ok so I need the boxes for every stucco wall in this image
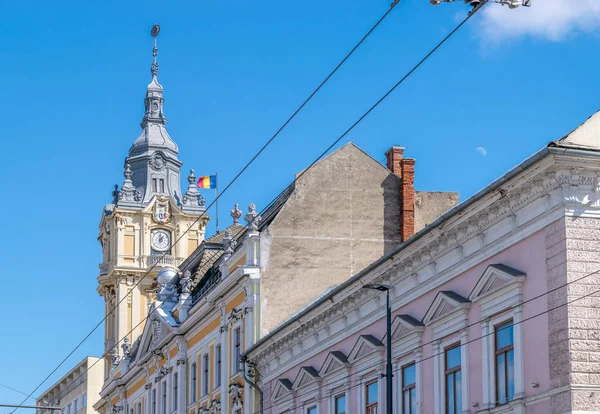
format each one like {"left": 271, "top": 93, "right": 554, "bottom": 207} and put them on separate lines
{"left": 414, "top": 191, "right": 459, "bottom": 232}
{"left": 259, "top": 143, "right": 403, "bottom": 333}
{"left": 261, "top": 230, "right": 552, "bottom": 413}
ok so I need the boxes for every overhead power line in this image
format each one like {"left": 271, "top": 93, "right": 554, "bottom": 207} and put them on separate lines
{"left": 38, "top": 0, "right": 490, "bottom": 409}
{"left": 11, "top": 5, "right": 400, "bottom": 413}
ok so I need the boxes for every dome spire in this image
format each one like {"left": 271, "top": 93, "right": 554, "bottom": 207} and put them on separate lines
{"left": 151, "top": 24, "right": 160, "bottom": 80}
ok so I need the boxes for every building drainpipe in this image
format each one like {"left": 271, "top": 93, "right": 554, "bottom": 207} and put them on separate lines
{"left": 240, "top": 356, "right": 263, "bottom": 414}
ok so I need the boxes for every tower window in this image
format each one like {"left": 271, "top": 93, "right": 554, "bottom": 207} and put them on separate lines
{"left": 152, "top": 178, "right": 158, "bottom": 193}
{"left": 159, "top": 179, "right": 165, "bottom": 193}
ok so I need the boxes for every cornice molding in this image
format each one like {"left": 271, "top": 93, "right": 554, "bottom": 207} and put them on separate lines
{"left": 250, "top": 161, "right": 600, "bottom": 375}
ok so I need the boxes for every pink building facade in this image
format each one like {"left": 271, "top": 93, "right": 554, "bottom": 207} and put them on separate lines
{"left": 244, "top": 111, "right": 600, "bottom": 414}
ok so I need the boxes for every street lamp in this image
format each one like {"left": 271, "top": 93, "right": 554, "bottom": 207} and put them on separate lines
{"left": 363, "top": 284, "right": 392, "bottom": 414}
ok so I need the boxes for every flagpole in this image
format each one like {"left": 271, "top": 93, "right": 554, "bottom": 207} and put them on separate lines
{"left": 215, "top": 171, "right": 219, "bottom": 233}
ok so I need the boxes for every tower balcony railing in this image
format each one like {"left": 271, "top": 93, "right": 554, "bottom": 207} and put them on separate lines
{"left": 145, "top": 255, "right": 184, "bottom": 268}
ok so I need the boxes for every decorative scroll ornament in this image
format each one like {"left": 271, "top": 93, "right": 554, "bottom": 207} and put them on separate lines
{"left": 244, "top": 203, "right": 261, "bottom": 231}
{"left": 111, "top": 405, "right": 123, "bottom": 414}
{"left": 152, "top": 197, "right": 171, "bottom": 223}
{"left": 228, "top": 383, "right": 243, "bottom": 407}
{"left": 226, "top": 306, "right": 252, "bottom": 326}
{"left": 231, "top": 203, "right": 242, "bottom": 225}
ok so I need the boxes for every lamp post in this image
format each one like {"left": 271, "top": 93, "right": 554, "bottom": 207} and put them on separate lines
{"left": 364, "top": 284, "right": 392, "bottom": 414}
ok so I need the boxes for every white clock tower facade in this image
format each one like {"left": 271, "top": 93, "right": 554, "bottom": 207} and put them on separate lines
{"left": 96, "top": 26, "right": 208, "bottom": 379}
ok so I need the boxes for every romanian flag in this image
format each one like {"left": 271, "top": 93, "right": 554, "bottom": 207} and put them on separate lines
{"left": 197, "top": 175, "right": 217, "bottom": 189}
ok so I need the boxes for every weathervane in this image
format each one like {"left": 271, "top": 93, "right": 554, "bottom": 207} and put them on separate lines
{"left": 151, "top": 24, "right": 160, "bottom": 78}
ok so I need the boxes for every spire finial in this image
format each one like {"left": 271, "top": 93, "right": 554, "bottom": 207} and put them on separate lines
{"left": 150, "top": 24, "right": 160, "bottom": 79}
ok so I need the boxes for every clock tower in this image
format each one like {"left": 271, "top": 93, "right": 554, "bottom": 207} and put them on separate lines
{"left": 96, "top": 25, "right": 208, "bottom": 379}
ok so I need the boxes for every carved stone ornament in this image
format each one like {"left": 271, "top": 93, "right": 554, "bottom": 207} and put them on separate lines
{"left": 228, "top": 383, "right": 243, "bottom": 407}
{"left": 183, "top": 169, "right": 206, "bottom": 207}
{"left": 223, "top": 229, "right": 236, "bottom": 259}
{"left": 118, "top": 164, "right": 142, "bottom": 203}
{"left": 231, "top": 203, "right": 242, "bottom": 225}
{"left": 121, "top": 336, "right": 131, "bottom": 357}
{"left": 152, "top": 197, "right": 171, "bottom": 223}
{"left": 110, "top": 347, "right": 121, "bottom": 368}
{"left": 180, "top": 270, "right": 193, "bottom": 294}
{"left": 111, "top": 405, "right": 123, "bottom": 414}
{"left": 244, "top": 203, "right": 261, "bottom": 231}
{"left": 206, "top": 399, "right": 221, "bottom": 414}
{"left": 226, "top": 306, "right": 251, "bottom": 326}
{"left": 155, "top": 366, "right": 173, "bottom": 382}
{"left": 150, "top": 152, "right": 166, "bottom": 171}
{"left": 151, "top": 316, "right": 161, "bottom": 347}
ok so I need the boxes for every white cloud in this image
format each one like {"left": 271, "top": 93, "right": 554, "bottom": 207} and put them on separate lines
{"left": 477, "top": 0, "right": 600, "bottom": 42}
{"left": 476, "top": 147, "right": 487, "bottom": 157}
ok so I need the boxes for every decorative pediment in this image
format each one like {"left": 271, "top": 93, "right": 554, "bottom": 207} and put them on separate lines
{"left": 319, "top": 351, "right": 350, "bottom": 377}
{"left": 292, "top": 366, "right": 320, "bottom": 389}
{"left": 348, "top": 335, "right": 384, "bottom": 363}
{"left": 137, "top": 313, "right": 173, "bottom": 363}
{"left": 271, "top": 379, "right": 293, "bottom": 402}
{"left": 469, "top": 264, "right": 526, "bottom": 303}
{"left": 383, "top": 315, "right": 424, "bottom": 343}
{"left": 422, "top": 291, "right": 470, "bottom": 326}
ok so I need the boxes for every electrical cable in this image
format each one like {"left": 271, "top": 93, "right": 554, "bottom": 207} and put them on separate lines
{"left": 10, "top": 4, "right": 399, "bottom": 412}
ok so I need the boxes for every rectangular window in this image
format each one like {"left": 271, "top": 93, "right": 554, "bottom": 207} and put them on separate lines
{"left": 445, "top": 345, "right": 462, "bottom": 414}
{"left": 203, "top": 354, "right": 210, "bottom": 396}
{"left": 216, "top": 345, "right": 222, "bottom": 387}
{"left": 335, "top": 394, "right": 346, "bottom": 414}
{"left": 402, "top": 363, "right": 416, "bottom": 414}
{"left": 366, "top": 380, "right": 378, "bottom": 414}
{"left": 307, "top": 407, "right": 317, "bottom": 414}
{"left": 137, "top": 402, "right": 141, "bottom": 414}
{"left": 162, "top": 381, "right": 167, "bottom": 414}
{"left": 152, "top": 389, "right": 156, "bottom": 414}
{"left": 68, "top": 404, "right": 71, "bottom": 414}
{"left": 159, "top": 179, "right": 165, "bottom": 193}
{"left": 130, "top": 408, "right": 133, "bottom": 414}
{"left": 495, "top": 321, "right": 515, "bottom": 405}
{"left": 83, "top": 395, "right": 86, "bottom": 408}
{"left": 152, "top": 178, "right": 158, "bottom": 193}
{"left": 173, "top": 372, "right": 178, "bottom": 411}
{"left": 234, "top": 328, "right": 242, "bottom": 373}
{"left": 191, "top": 363, "right": 197, "bottom": 403}
{"left": 74, "top": 401, "right": 78, "bottom": 413}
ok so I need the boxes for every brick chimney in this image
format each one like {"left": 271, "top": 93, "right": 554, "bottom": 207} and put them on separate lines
{"left": 385, "top": 146, "right": 415, "bottom": 242}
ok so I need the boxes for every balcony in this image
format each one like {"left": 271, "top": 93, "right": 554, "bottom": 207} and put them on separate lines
{"left": 145, "top": 255, "right": 184, "bottom": 268}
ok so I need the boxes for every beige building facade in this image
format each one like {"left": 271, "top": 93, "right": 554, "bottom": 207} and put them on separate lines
{"left": 37, "top": 357, "right": 103, "bottom": 414}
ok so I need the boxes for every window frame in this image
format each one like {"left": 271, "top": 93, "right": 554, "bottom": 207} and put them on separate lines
{"left": 365, "top": 379, "right": 378, "bottom": 414}
{"left": 202, "top": 353, "right": 210, "bottom": 397}
{"left": 444, "top": 343, "right": 462, "bottom": 414}
{"left": 233, "top": 326, "right": 242, "bottom": 374}
{"left": 161, "top": 381, "right": 167, "bottom": 414}
{"left": 190, "top": 362, "right": 197, "bottom": 403}
{"left": 152, "top": 389, "right": 157, "bottom": 414}
{"left": 401, "top": 362, "right": 416, "bottom": 414}
{"left": 215, "top": 344, "right": 222, "bottom": 388}
{"left": 173, "top": 372, "right": 178, "bottom": 411}
{"left": 334, "top": 394, "right": 346, "bottom": 414}
{"left": 494, "top": 320, "right": 515, "bottom": 406}
{"left": 74, "top": 400, "right": 78, "bottom": 413}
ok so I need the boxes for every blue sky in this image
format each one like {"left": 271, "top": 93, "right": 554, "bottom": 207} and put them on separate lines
{"left": 1, "top": 0, "right": 599, "bottom": 409}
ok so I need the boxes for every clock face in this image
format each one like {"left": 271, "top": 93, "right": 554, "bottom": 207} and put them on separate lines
{"left": 152, "top": 230, "right": 171, "bottom": 251}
